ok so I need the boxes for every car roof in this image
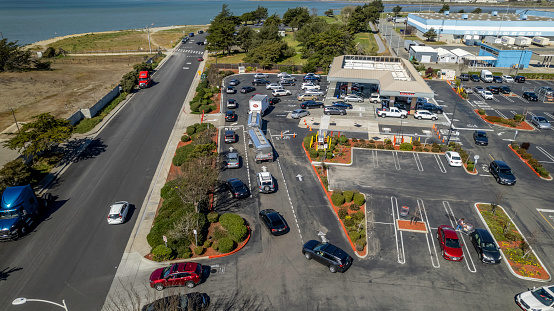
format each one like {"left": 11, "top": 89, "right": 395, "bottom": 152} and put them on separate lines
{"left": 474, "top": 229, "right": 495, "bottom": 242}
{"left": 258, "top": 171, "right": 272, "bottom": 180}
{"left": 109, "top": 202, "right": 127, "bottom": 214}
{"left": 492, "top": 160, "right": 510, "bottom": 168}
{"left": 175, "top": 262, "right": 199, "bottom": 273}
{"left": 534, "top": 116, "right": 547, "bottom": 121}
{"left": 440, "top": 225, "right": 458, "bottom": 238}
{"left": 322, "top": 243, "right": 350, "bottom": 260}
{"left": 225, "top": 130, "right": 234, "bottom": 135}
{"left": 448, "top": 151, "right": 460, "bottom": 156}
{"left": 228, "top": 152, "right": 238, "bottom": 157}
{"left": 475, "top": 130, "right": 486, "bottom": 135}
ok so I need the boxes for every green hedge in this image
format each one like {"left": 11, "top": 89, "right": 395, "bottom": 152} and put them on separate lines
{"left": 218, "top": 237, "right": 236, "bottom": 253}
{"left": 207, "top": 212, "right": 219, "bottom": 223}
{"left": 331, "top": 192, "right": 345, "bottom": 206}
{"left": 219, "top": 213, "right": 248, "bottom": 242}
{"left": 160, "top": 179, "right": 179, "bottom": 200}
{"left": 343, "top": 190, "right": 354, "bottom": 203}
{"left": 152, "top": 245, "right": 175, "bottom": 262}
{"left": 353, "top": 192, "right": 365, "bottom": 206}
{"left": 173, "top": 144, "right": 196, "bottom": 166}
{"left": 400, "top": 143, "right": 413, "bottom": 151}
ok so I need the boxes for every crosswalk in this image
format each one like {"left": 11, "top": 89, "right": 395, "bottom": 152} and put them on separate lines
{"left": 175, "top": 48, "right": 204, "bottom": 55}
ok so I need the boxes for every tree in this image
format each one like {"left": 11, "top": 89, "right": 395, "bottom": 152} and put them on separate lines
{"left": 324, "top": 9, "right": 334, "bottom": 17}
{"left": 235, "top": 25, "right": 255, "bottom": 52}
{"left": 0, "top": 158, "right": 32, "bottom": 192}
{"left": 438, "top": 4, "right": 450, "bottom": 13}
{"left": 458, "top": 9, "right": 466, "bottom": 13}
{"left": 423, "top": 28, "right": 437, "bottom": 41}
{"left": 392, "top": 5, "right": 402, "bottom": 16}
{"left": 3, "top": 113, "right": 72, "bottom": 159}
{"left": 282, "top": 7, "right": 311, "bottom": 30}
{"left": 174, "top": 152, "right": 218, "bottom": 213}
{"left": 253, "top": 5, "right": 268, "bottom": 23}
{"left": 472, "top": 8, "right": 482, "bottom": 14}
{"left": 0, "top": 38, "right": 32, "bottom": 72}
{"left": 264, "top": 13, "right": 282, "bottom": 27}
{"left": 206, "top": 5, "right": 241, "bottom": 55}
{"left": 240, "top": 12, "right": 254, "bottom": 25}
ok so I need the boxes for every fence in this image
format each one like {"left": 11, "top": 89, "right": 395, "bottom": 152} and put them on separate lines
{"left": 211, "top": 63, "right": 323, "bottom": 73}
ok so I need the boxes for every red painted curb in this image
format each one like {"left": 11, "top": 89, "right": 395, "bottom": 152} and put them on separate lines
{"left": 508, "top": 145, "right": 552, "bottom": 180}
{"left": 208, "top": 226, "right": 251, "bottom": 259}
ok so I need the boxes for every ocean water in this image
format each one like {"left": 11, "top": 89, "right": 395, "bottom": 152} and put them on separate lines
{"left": 0, "top": 0, "right": 529, "bottom": 45}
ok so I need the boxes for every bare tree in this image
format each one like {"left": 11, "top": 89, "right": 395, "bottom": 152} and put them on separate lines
{"left": 167, "top": 209, "right": 199, "bottom": 243}
{"left": 491, "top": 191, "right": 503, "bottom": 215}
{"left": 174, "top": 153, "right": 218, "bottom": 212}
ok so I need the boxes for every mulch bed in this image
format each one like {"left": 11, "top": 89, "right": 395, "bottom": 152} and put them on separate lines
{"left": 397, "top": 220, "right": 428, "bottom": 232}
{"left": 474, "top": 109, "right": 534, "bottom": 130}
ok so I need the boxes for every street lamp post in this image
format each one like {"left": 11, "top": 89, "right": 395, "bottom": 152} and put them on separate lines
{"left": 12, "top": 298, "right": 68, "bottom": 311}
{"left": 8, "top": 108, "right": 21, "bottom": 136}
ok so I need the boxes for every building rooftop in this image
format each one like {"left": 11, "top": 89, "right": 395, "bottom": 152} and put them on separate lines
{"left": 410, "top": 46, "right": 437, "bottom": 53}
{"left": 410, "top": 12, "right": 554, "bottom": 22}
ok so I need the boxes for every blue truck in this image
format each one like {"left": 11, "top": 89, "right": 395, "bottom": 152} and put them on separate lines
{"left": 0, "top": 185, "right": 52, "bottom": 240}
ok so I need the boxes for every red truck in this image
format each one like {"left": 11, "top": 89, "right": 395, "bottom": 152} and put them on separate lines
{"left": 138, "top": 71, "right": 152, "bottom": 88}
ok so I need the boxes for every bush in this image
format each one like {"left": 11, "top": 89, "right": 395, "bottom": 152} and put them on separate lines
{"left": 514, "top": 114, "right": 524, "bottom": 122}
{"left": 412, "top": 140, "right": 421, "bottom": 146}
{"left": 399, "top": 143, "right": 413, "bottom": 151}
{"left": 501, "top": 119, "right": 517, "bottom": 127}
{"left": 193, "top": 246, "right": 204, "bottom": 255}
{"left": 218, "top": 237, "right": 235, "bottom": 253}
{"left": 219, "top": 213, "right": 248, "bottom": 242}
{"left": 353, "top": 192, "right": 365, "bottom": 206}
{"left": 207, "top": 212, "right": 219, "bottom": 223}
{"left": 304, "top": 135, "right": 314, "bottom": 148}
{"left": 520, "top": 142, "right": 530, "bottom": 150}
{"left": 211, "top": 242, "right": 219, "bottom": 251}
{"left": 516, "top": 148, "right": 526, "bottom": 155}
{"left": 160, "top": 179, "right": 179, "bottom": 200}
{"left": 344, "top": 217, "right": 355, "bottom": 227}
{"left": 172, "top": 144, "right": 196, "bottom": 166}
{"left": 485, "top": 115, "right": 502, "bottom": 123}
{"left": 521, "top": 153, "right": 533, "bottom": 160}
{"left": 331, "top": 192, "right": 346, "bottom": 206}
{"left": 343, "top": 190, "right": 354, "bottom": 203}
{"left": 181, "top": 134, "right": 191, "bottom": 142}
{"left": 349, "top": 231, "right": 361, "bottom": 242}
{"left": 203, "top": 240, "right": 212, "bottom": 248}
{"left": 431, "top": 147, "right": 440, "bottom": 153}
{"left": 352, "top": 137, "right": 358, "bottom": 142}
{"left": 377, "top": 145, "right": 384, "bottom": 149}
{"left": 349, "top": 203, "right": 360, "bottom": 211}
{"left": 536, "top": 167, "right": 550, "bottom": 178}
{"left": 368, "top": 144, "right": 376, "bottom": 148}
{"left": 152, "top": 245, "right": 175, "bottom": 262}
{"left": 384, "top": 138, "right": 392, "bottom": 145}
{"left": 478, "top": 109, "right": 486, "bottom": 115}
{"left": 369, "top": 139, "right": 375, "bottom": 143}
{"left": 338, "top": 207, "right": 348, "bottom": 219}
{"left": 527, "top": 158, "right": 541, "bottom": 168}
{"left": 415, "top": 147, "right": 423, "bottom": 152}
{"left": 356, "top": 239, "right": 367, "bottom": 251}
{"left": 338, "top": 135, "right": 348, "bottom": 144}
{"left": 467, "top": 163, "right": 474, "bottom": 172}
{"left": 511, "top": 142, "right": 519, "bottom": 150}
{"left": 385, "top": 145, "right": 395, "bottom": 150}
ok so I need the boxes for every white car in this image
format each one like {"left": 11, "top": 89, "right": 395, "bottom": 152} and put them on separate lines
{"left": 272, "top": 89, "right": 291, "bottom": 96}
{"left": 305, "top": 72, "right": 321, "bottom": 79}
{"left": 482, "top": 91, "right": 494, "bottom": 100}
{"left": 414, "top": 110, "right": 438, "bottom": 120}
{"left": 277, "top": 72, "right": 291, "bottom": 78}
{"left": 266, "top": 83, "right": 283, "bottom": 90}
{"left": 444, "top": 151, "right": 463, "bottom": 167}
{"left": 301, "top": 82, "right": 320, "bottom": 90}
{"left": 304, "top": 89, "right": 324, "bottom": 96}
{"left": 107, "top": 201, "right": 130, "bottom": 224}
{"left": 344, "top": 94, "right": 363, "bottom": 102}
{"left": 254, "top": 73, "right": 268, "bottom": 79}
{"left": 515, "top": 285, "right": 554, "bottom": 311}
{"left": 502, "top": 75, "right": 514, "bottom": 83}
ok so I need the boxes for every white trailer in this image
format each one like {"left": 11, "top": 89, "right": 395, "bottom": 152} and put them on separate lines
{"left": 514, "top": 36, "right": 531, "bottom": 47}
{"left": 483, "top": 36, "right": 501, "bottom": 45}
{"left": 249, "top": 94, "right": 269, "bottom": 116}
{"left": 501, "top": 36, "right": 515, "bottom": 45}
{"left": 532, "top": 36, "right": 550, "bottom": 46}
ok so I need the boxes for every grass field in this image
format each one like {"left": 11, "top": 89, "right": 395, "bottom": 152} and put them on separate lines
{"left": 354, "top": 32, "right": 380, "bottom": 54}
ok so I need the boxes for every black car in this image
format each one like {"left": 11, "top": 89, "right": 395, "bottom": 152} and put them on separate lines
{"left": 226, "top": 178, "right": 249, "bottom": 199}
{"left": 522, "top": 91, "right": 538, "bottom": 101}
{"left": 486, "top": 86, "right": 500, "bottom": 94}
{"left": 470, "top": 74, "right": 480, "bottom": 82}
{"left": 332, "top": 101, "right": 353, "bottom": 109}
{"left": 259, "top": 209, "right": 289, "bottom": 236}
{"left": 323, "top": 106, "right": 346, "bottom": 115}
{"left": 499, "top": 86, "right": 511, "bottom": 94}
{"left": 225, "top": 110, "right": 237, "bottom": 122}
{"left": 269, "top": 97, "right": 280, "bottom": 105}
{"left": 198, "top": 30, "right": 204, "bottom": 34}
{"left": 459, "top": 74, "right": 470, "bottom": 81}
{"left": 141, "top": 292, "right": 209, "bottom": 311}
{"left": 416, "top": 103, "right": 443, "bottom": 114}
{"left": 196, "top": 41, "right": 204, "bottom": 45}
{"left": 224, "top": 130, "right": 236, "bottom": 143}
{"left": 489, "top": 160, "right": 516, "bottom": 185}
{"left": 470, "top": 229, "right": 502, "bottom": 264}
{"left": 473, "top": 130, "right": 488, "bottom": 146}
{"left": 252, "top": 79, "right": 270, "bottom": 86}
{"left": 279, "top": 80, "right": 295, "bottom": 86}
{"left": 302, "top": 240, "right": 353, "bottom": 273}
{"left": 514, "top": 75, "right": 525, "bottom": 83}
{"left": 300, "top": 100, "right": 324, "bottom": 109}
{"left": 240, "top": 86, "right": 256, "bottom": 94}
{"left": 228, "top": 79, "right": 240, "bottom": 86}
{"left": 492, "top": 76, "right": 503, "bottom": 83}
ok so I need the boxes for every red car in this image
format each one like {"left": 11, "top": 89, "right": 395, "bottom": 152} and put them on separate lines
{"left": 149, "top": 262, "right": 202, "bottom": 291}
{"left": 198, "top": 57, "right": 204, "bottom": 61}
{"left": 437, "top": 225, "right": 464, "bottom": 261}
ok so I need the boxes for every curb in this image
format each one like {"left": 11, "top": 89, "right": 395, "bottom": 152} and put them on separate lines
{"left": 508, "top": 145, "right": 553, "bottom": 181}
{"left": 473, "top": 202, "right": 551, "bottom": 282}
{"left": 473, "top": 109, "right": 535, "bottom": 131}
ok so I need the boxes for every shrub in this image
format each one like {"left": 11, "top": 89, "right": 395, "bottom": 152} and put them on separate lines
{"left": 353, "top": 192, "right": 365, "bottom": 206}
{"left": 399, "top": 143, "right": 413, "bottom": 151}
{"left": 160, "top": 179, "right": 179, "bottom": 200}
{"left": 369, "top": 139, "right": 375, "bottom": 143}
{"left": 385, "top": 145, "right": 395, "bottom": 150}
{"left": 152, "top": 245, "right": 175, "bottom": 262}
{"left": 349, "top": 203, "right": 360, "bottom": 211}
{"left": 207, "top": 212, "right": 219, "bottom": 223}
{"left": 511, "top": 142, "right": 519, "bottom": 149}
{"left": 186, "top": 125, "right": 197, "bottom": 136}
{"left": 172, "top": 144, "right": 196, "bottom": 166}
{"left": 377, "top": 145, "right": 384, "bottom": 149}
{"left": 193, "top": 246, "right": 204, "bottom": 255}
{"left": 368, "top": 144, "right": 376, "bottom": 148}
{"left": 176, "top": 246, "right": 192, "bottom": 259}
{"left": 211, "top": 242, "right": 219, "bottom": 251}
{"left": 352, "top": 137, "right": 358, "bottom": 142}
{"left": 415, "top": 147, "right": 423, "bottom": 152}
{"left": 431, "top": 147, "right": 440, "bottom": 153}
{"left": 521, "top": 153, "right": 533, "bottom": 160}
{"left": 218, "top": 237, "right": 236, "bottom": 253}
{"left": 181, "top": 134, "right": 191, "bottom": 142}
{"left": 338, "top": 135, "right": 348, "bottom": 144}
{"left": 304, "top": 135, "right": 314, "bottom": 147}
{"left": 203, "top": 240, "right": 212, "bottom": 248}
{"left": 384, "top": 138, "right": 392, "bottom": 145}
{"left": 467, "top": 163, "right": 474, "bottom": 172}
{"left": 516, "top": 148, "right": 526, "bottom": 155}
{"left": 356, "top": 239, "right": 367, "bottom": 251}
{"left": 501, "top": 119, "right": 517, "bottom": 127}
{"left": 220, "top": 213, "right": 248, "bottom": 242}
{"left": 527, "top": 158, "right": 541, "bottom": 168}
{"left": 485, "top": 115, "right": 502, "bottom": 123}
{"left": 513, "top": 114, "right": 524, "bottom": 122}
{"left": 520, "top": 142, "right": 530, "bottom": 150}
{"left": 412, "top": 140, "right": 421, "bottom": 146}
{"left": 344, "top": 218, "right": 355, "bottom": 227}
{"left": 343, "top": 190, "right": 354, "bottom": 203}
{"left": 331, "top": 192, "right": 345, "bottom": 206}
{"left": 478, "top": 109, "right": 486, "bottom": 115}
{"left": 338, "top": 207, "right": 348, "bottom": 219}
{"left": 536, "top": 167, "right": 550, "bottom": 178}
{"left": 349, "top": 231, "right": 361, "bottom": 242}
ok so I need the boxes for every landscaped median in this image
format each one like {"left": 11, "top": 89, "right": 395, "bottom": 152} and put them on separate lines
{"left": 509, "top": 141, "right": 552, "bottom": 180}
{"left": 475, "top": 109, "right": 534, "bottom": 130}
{"left": 474, "top": 203, "right": 551, "bottom": 281}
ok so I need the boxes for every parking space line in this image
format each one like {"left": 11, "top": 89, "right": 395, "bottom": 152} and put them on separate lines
{"left": 516, "top": 96, "right": 529, "bottom": 104}
{"left": 239, "top": 125, "right": 252, "bottom": 191}
{"left": 417, "top": 199, "right": 440, "bottom": 268}
{"left": 372, "top": 149, "right": 378, "bottom": 168}
{"left": 536, "top": 146, "right": 554, "bottom": 162}
{"left": 502, "top": 95, "right": 514, "bottom": 102}
{"left": 433, "top": 154, "right": 447, "bottom": 174}
{"left": 413, "top": 153, "right": 424, "bottom": 172}
{"left": 495, "top": 110, "right": 508, "bottom": 119}
{"left": 536, "top": 209, "right": 554, "bottom": 230}
{"left": 392, "top": 152, "right": 401, "bottom": 170}
{"left": 442, "top": 201, "right": 477, "bottom": 273}
{"left": 544, "top": 112, "right": 554, "bottom": 119}
{"left": 391, "top": 196, "right": 406, "bottom": 264}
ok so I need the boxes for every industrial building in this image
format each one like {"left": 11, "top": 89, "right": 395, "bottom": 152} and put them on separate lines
{"left": 409, "top": 46, "right": 438, "bottom": 63}
{"left": 478, "top": 43, "right": 533, "bottom": 68}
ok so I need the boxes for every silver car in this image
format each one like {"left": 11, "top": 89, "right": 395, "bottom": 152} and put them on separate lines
{"left": 226, "top": 152, "right": 240, "bottom": 169}
{"left": 291, "top": 109, "right": 310, "bottom": 119}
{"left": 344, "top": 94, "right": 363, "bottom": 102}
{"left": 531, "top": 116, "right": 552, "bottom": 129}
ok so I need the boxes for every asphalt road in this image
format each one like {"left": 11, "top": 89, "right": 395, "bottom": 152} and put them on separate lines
{"left": 0, "top": 35, "right": 207, "bottom": 311}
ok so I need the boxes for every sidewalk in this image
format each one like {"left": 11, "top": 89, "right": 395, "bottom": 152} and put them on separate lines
{"left": 369, "top": 22, "right": 386, "bottom": 54}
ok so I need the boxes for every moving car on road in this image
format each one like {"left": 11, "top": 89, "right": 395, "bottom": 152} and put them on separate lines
{"left": 241, "top": 86, "right": 256, "bottom": 94}
{"left": 332, "top": 101, "right": 353, "bottom": 109}
{"left": 226, "top": 178, "right": 250, "bottom": 199}
{"left": 444, "top": 151, "right": 463, "bottom": 167}
{"left": 259, "top": 209, "right": 289, "bottom": 236}
{"left": 228, "top": 79, "right": 240, "bottom": 86}
{"left": 226, "top": 86, "right": 236, "bottom": 94}
{"left": 531, "top": 116, "right": 552, "bottom": 129}
{"left": 302, "top": 240, "right": 353, "bottom": 273}
{"left": 300, "top": 100, "right": 324, "bottom": 109}
{"left": 437, "top": 225, "right": 464, "bottom": 261}
{"left": 225, "top": 152, "right": 240, "bottom": 169}
{"left": 227, "top": 99, "right": 237, "bottom": 109}
{"left": 107, "top": 201, "right": 130, "bottom": 225}
{"left": 489, "top": 160, "right": 516, "bottom": 185}
{"left": 225, "top": 110, "right": 237, "bottom": 122}
{"left": 256, "top": 171, "right": 275, "bottom": 193}
{"left": 473, "top": 130, "right": 488, "bottom": 146}
{"left": 149, "top": 262, "right": 203, "bottom": 291}
{"left": 224, "top": 130, "right": 236, "bottom": 143}
{"left": 291, "top": 109, "right": 310, "bottom": 119}
{"left": 323, "top": 106, "right": 346, "bottom": 115}
{"left": 470, "top": 229, "right": 501, "bottom": 264}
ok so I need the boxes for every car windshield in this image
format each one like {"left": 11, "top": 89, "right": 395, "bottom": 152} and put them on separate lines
{"left": 228, "top": 155, "right": 238, "bottom": 162}
{"left": 500, "top": 168, "right": 513, "bottom": 175}
{"left": 445, "top": 238, "right": 460, "bottom": 248}
{"left": 108, "top": 213, "right": 120, "bottom": 219}
{"left": 235, "top": 184, "right": 246, "bottom": 191}
{"left": 313, "top": 242, "right": 325, "bottom": 251}
{"left": 531, "top": 288, "right": 554, "bottom": 306}
{"left": 0, "top": 210, "right": 19, "bottom": 219}
{"left": 537, "top": 117, "right": 548, "bottom": 123}
{"left": 482, "top": 242, "right": 498, "bottom": 251}
{"left": 451, "top": 156, "right": 461, "bottom": 161}
{"left": 161, "top": 267, "right": 171, "bottom": 278}
{"left": 477, "top": 133, "right": 487, "bottom": 138}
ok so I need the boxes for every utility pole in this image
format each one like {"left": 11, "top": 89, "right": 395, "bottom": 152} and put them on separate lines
{"left": 146, "top": 25, "right": 152, "bottom": 53}
{"left": 8, "top": 108, "right": 21, "bottom": 136}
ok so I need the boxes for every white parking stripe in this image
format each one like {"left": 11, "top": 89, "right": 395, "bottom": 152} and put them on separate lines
{"left": 442, "top": 201, "right": 477, "bottom": 273}
{"left": 392, "top": 151, "right": 401, "bottom": 170}
{"left": 434, "top": 154, "right": 447, "bottom": 174}
{"left": 418, "top": 199, "right": 440, "bottom": 268}
{"left": 391, "top": 196, "right": 406, "bottom": 264}
{"left": 495, "top": 110, "right": 508, "bottom": 119}
{"left": 536, "top": 146, "right": 554, "bottom": 162}
{"left": 413, "top": 153, "right": 424, "bottom": 172}
{"left": 372, "top": 149, "right": 378, "bottom": 168}
{"left": 544, "top": 112, "right": 554, "bottom": 120}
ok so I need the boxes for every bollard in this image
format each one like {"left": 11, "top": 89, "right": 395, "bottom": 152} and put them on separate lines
{"left": 293, "top": 133, "right": 296, "bottom": 138}
{"left": 442, "top": 138, "right": 445, "bottom": 143}
{"left": 281, "top": 131, "right": 283, "bottom": 138}
{"left": 309, "top": 126, "right": 312, "bottom": 131}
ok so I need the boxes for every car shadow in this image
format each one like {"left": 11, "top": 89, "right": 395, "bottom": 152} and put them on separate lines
{"left": 125, "top": 204, "right": 137, "bottom": 224}
{"left": 0, "top": 266, "right": 23, "bottom": 282}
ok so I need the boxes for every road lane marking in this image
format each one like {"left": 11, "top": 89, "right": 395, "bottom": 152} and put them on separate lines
{"left": 391, "top": 196, "right": 406, "bottom": 264}
{"left": 536, "top": 209, "right": 554, "bottom": 230}
{"left": 418, "top": 199, "right": 440, "bottom": 268}
{"left": 434, "top": 154, "right": 447, "bottom": 174}
{"left": 413, "top": 153, "right": 424, "bottom": 172}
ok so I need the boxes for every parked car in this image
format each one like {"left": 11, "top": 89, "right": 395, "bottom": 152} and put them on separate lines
{"left": 489, "top": 160, "right": 516, "bottom": 185}
{"left": 291, "top": 109, "right": 310, "bottom": 119}
{"left": 531, "top": 116, "right": 552, "bottom": 129}
{"left": 473, "top": 130, "right": 488, "bottom": 146}
{"left": 226, "top": 178, "right": 250, "bottom": 199}
{"left": 252, "top": 79, "right": 270, "bottom": 86}
{"left": 197, "top": 57, "right": 203, "bottom": 62}
{"left": 470, "top": 229, "right": 501, "bottom": 264}
{"left": 515, "top": 285, "right": 554, "bottom": 311}
{"left": 502, "top": 75, "right": 514, "bottom": 83}
{"left": 514, "top": 75, "right": 526, "bottom": 83}
{"left": 301, "top": 82, "right": 320, "bottom": 90}
{"left": 344, "top": 94, "right": 363, "bottom": 102}
{"left": 522, "top": 91, "right": 538, "bottom": 101}
{"left": 499, "top": 86, "right": 511, "bottom": 94}
{"left": 107, "top": 201, "right": 130, "bottom": 225}
{"left": 300, "top": 100, "right": 324, "bottom": 109}
{"left": 444, "top": 151, "right": 463, "bottom": 167}
{"left": 437, "top": 225, "right": 464, "bottom": 261}
{"left": 538, "top": 86, "right": 554, "bottom": 97}
{"left": 486, "top": 86, "right": 500, "bottom": 94}
{"left": 482, "top": 90, "right": 494, "bottom": 100}
{"left": 224, "top": 130, "right": 236, "bottom": 143}
{"left": 473, "top": 86, "right": 484, "bottom": 94}
{"left": 277, "top": 72, "right": 291, "bottom": 78}
{"left": 323, "top": 106, "right": 346, "bottom": 115}
{"left": 141, "top": 292, "right": 209, "bottom": 311}
{"left": 225, "top": 110, "right": 236, "bottom": 122}
{"left": 279, "top": 79, "right": 295, "bottom": 86}
{"left": 414, "top": 110, "right": 437, "bottom": 120}
{"left": 332, "top": 101, "right": 353, "bottom": 109}
{"left": 266, "top": 83, "right": 283, "bottom": 90}
{"left": 259, "top": 209, "right": 289, "bottom": 236}
{"left": 226, "top": 86, "right": 236, "bottom": 94}
{"left": 297, "top": 93, "right": 318, "bottom": 101}
{"left": 272, "top": 89, "right": 291, "bottom": 96}
{"left": 253, "top": 73, "right": 268, "bottom": 79}
{"left": 303, "top": 75, "right": 319, "bottom": 83}
{"left": 227, "top": 99, "right": 237, "bottom": 109}
{"left": 302, "top": 240, "right": 353, "bottom": 273}
{"left": 225, "top": 152, "right": 240, "bottom": 169}
{"left": 269, "top": 97, "right": 280, "bottom": 105}
{"left": 459, "top": 74, "right": 470, "bottom": 81}
{"left": 492, "top": 76, "right": 503, "bottom": 83}
{"left": 416, "top": 103, "right": 444, "bottom": 114}
{"left": 470, "top": 74, "right": 480, "bottom": 82}
{"left": 149, "top": 262, "right": 203, "bottom": 291}
{"left": 256, "top": 171, "right": 275, "bottom": 193}
{"left": 241, "top": 86, "right": 256, "bottom": 94}
{"left": 304, "top": 89, "right": 324, "bottom": 96}
{"left": 228, "top": 79, "right": 240, "bottom": 86}
{"left": 464, "top": 86, "right": 474, "bottom": 94}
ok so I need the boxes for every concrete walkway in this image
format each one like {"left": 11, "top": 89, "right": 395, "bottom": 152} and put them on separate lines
{"left": 369, "top": 22, "right": 386, "bottom": 54}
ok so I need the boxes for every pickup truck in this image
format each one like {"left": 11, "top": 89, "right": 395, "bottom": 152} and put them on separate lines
{"left": 376, "top": 107, "right": 407, "bottom": 118}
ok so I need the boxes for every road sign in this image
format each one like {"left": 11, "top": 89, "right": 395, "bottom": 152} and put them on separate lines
{"left": 474, "top": 155, "right": 479, "bottom": 160}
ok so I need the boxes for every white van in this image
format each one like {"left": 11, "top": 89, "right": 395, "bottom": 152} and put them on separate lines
{"left": 480, "top": 70, "right": 493, "bottom": 83}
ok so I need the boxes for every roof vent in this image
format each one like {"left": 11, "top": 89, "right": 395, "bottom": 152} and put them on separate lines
{"left": 521, "top": 14, "right": 527, "bottom": 20}
{"left": 444, "top": 11, "right": 449, "bottom": 16}
{"left": 492, "top": 11, "right": 498, "bottom": 16}
{"left": 462, "top": 14, "right": 469, "bottom": 19}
